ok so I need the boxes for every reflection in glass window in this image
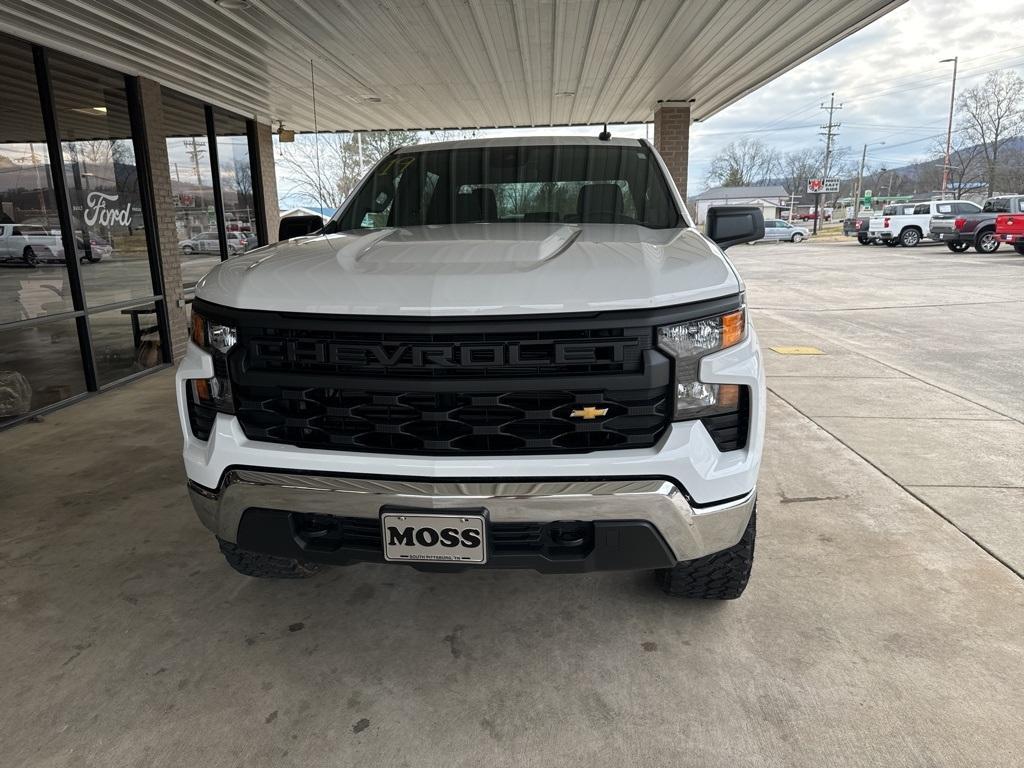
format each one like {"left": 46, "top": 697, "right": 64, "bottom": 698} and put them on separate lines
{"left": 162, "top": 89, "right": 221, "bottom": 291}
{"left": 214, "top": 110, "right": 260, "bottom": 249}
{"left": 0, "top": 34, "right": 74, "bottom": 324}
{"left": 90, "top": 301, "right": 164, "bottom": 386}
{"left": 0, "top": 318, "right": 87, "bottom": 424}
{"left": 49, "top": 52, "right": 155, "bottom": 309}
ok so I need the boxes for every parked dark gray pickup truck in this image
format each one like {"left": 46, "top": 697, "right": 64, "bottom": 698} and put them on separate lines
{"left": 842, "top": 214, "right": 874, "bottom": 245}
{"left": 930, "top": 197, "right": 1024, "bottom": 254}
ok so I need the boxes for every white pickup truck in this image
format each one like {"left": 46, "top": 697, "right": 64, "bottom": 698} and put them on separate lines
{"left": 176, "top": 136, "right": 767, "bottom": 602}
{"left": 868, "top": 200, "right": 981, "bottom": 247}
{"left": 0, "top": 223, "right": 66, "bottom": 265}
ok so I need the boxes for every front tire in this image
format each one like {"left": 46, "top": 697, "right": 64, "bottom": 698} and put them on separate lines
{"left": 182, "top": 245, "right": 194, "bottom": 256}
{"left": 655, "top": 506, "right": 755, "bottom": 600}
{"left": 899, "top": 228, "right": 921, "bottom": 247}
{"left": 946, "top": 241, "right": 970, "bottom": 253}
{"left": 974, "top": 229, "right": 999, "bottom": 254}
{"left": 218, "top": 539, "right": 322, "bottom": 579}
{"left": 791, "top": 233, "right": 804, "bottom": 243}
{"left": 22, "top": 246, "right": 38, "bottom": 266}
{"left": 857, "top": 234, "right": 870, "bottom": 245}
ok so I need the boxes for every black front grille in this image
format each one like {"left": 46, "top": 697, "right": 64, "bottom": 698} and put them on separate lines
{"left": 234, "top": 385, "right": 668, "bottom": 454}
{"left": 194, "top": 297, "right": 750, "bottom": 457}
{"left": 292, "top": 514, "right": 593, "bottom": 558}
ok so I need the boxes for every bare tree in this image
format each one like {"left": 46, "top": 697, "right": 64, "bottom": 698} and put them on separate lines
{"left": 705, "top": 138, "right": 781, "bottom": 187}
{"left": 956, "top": 71, "right": 1024, "bottom": 195}
{"left": 923, "top": 132, "right": 986, "bottom": 198}
{"left": 780, "top": 147, "right": 819, "bottom": 197}
{"left": 277, "top": 130, "right": 423, "bottom": 209}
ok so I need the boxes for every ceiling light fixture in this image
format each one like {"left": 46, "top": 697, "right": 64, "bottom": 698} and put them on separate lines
{"left": 555, "top": 91, "right": 575, "bottom": 97}
{"left": 214, "top": 0, "right": 254, "bottom": 9}
{"left": 361, "top": 95, "right": 382, "bottom": 103}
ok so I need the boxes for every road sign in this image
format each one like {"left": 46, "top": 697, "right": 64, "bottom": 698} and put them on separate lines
{"left": 807, "top": 178, "right": 840, "bottom": 193}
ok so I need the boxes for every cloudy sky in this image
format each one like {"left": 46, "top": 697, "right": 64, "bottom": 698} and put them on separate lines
{"left": 279, "top": 0, "right": 1024, "bottom": 206}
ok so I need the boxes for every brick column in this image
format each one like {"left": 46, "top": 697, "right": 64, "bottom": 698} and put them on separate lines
{"left": 136, "top": 77, "right": 188, "bottom": 362}
{"left": 254, "top": 121, "right": 280, "bottom": 244}
{"left": 654, "top": 104, "right": 691, "bottom": 203}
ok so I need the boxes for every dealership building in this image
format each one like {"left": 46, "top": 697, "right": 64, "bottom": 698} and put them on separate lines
{"left": 0, "top": 0, "right": 903, "bottom": 426}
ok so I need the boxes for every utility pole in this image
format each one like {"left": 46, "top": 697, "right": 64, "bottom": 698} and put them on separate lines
{"left": 853, "top": 143, "right": 868, "bottom": 223}
{"left": 853, "top": 140, "right": 885, "bottom": 221}
{"left": 814, "top": 92, "right": 842, "bottom": 235}
{"left": 940, "top": 56, "right": 958, "bottom": 199}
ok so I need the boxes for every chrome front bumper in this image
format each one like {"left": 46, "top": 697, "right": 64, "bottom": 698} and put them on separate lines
{"left": 189, "top": 470, "right": 756, "bottom": 562}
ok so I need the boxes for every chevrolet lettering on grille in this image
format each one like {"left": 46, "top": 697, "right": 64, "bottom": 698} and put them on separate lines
{"left": 250, "top": 339, "right": 639, "bottom": 370}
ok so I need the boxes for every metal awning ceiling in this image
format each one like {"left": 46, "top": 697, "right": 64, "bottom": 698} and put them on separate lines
{"left": 5, "top": 0, "right": 905, "bottom": 132}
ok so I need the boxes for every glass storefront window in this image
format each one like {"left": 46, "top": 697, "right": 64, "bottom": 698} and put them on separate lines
{"left": 0, "top": 35, "right": 268, "bottom": 425}
{"left": 89, "top": 300, "right": 164, "bottom": 386}
{"left": 214, "top": 110, "right": 260, "bottom": 250}
{"left": 0, "top": 318, "right": 87, "bottom": 423}
{"left": 0, "top": 35, "right": 74, "bottom": 324}
{"left": 162, "top": 89, "right": 220, "bottom": 292}
{"left": 49, "top": 52, "right": 156, "bottom": 309}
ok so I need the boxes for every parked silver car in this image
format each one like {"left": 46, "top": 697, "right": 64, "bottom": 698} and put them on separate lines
{"left": 760, "top": 219, "right": 809, "bottom": 243}
{"left": 179, "top": 231, "right": 245, "bottom": 256}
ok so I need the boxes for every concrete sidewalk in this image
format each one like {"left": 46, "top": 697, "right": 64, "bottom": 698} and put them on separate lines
{"left": 1, "top": 240, "right": 1023, "bottom": 767}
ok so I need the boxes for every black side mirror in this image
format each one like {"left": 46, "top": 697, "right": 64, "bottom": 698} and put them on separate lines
{"left": 278, "top": 214, "right": 324, "bottom": 241}
{"left": 705, "top": 206, "right": 765, "bottom": 249}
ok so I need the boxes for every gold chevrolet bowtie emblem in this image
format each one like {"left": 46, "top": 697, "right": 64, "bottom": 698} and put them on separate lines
{"left": 570, "top": 406, "right": 609, "bottom": 420}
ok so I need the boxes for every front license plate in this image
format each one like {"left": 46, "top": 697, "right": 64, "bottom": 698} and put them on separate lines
{"left": 381, "top": 511, "right": 487, "bottom": 564}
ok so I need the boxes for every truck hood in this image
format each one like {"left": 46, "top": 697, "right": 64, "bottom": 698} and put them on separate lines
{"left": 195, "top": 223, "right": 740, "bottom": 317}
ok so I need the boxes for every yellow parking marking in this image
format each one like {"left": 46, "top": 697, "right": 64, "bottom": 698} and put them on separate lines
{"left": 770, "top": 346, "right": 825, "bottom": 355}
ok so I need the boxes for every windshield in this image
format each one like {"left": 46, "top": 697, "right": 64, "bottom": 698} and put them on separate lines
{"left": 331, "top": 143, "right": 681, "bottom": 231}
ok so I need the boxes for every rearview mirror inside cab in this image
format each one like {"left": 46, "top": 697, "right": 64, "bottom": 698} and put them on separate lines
{"left": 278, "top": 215, "right": 324, "bottom": 241}
{"left": 705, "top": 206, "right": 765, "bottom": 250}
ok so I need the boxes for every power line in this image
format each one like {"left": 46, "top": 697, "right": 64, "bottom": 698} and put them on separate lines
{"left": 845, "top": 54, "right": 1024, "bottom": 107}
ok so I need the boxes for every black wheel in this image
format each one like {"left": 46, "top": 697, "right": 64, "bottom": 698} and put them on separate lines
{"left": 655, "top": 506, "right": 755, "bottom": 600}
{"left": 946, "top": 241, "right": 969, "bottom": 253}
{"left": 974, "top": 229, "right": 999, "bottom": 254}
{"left": 1014, "top": 244, "right": 1024, "bottom": 256}
{"left": 218, "top": 539, "right": 321, "bottom": 579}
{"left": 899, "top": 228, "right": 921, "bottom": 247}
{"left": 857, "top": 234, "right": 870, "bottom": 245}
{"left": 22, "top": 246, "right": 38, "bottom": 266}
{"left": 182, "top": 245, "right": 194, "bottom": 256}
{"left": 791, "top": 233, "right": 804, "bottom": 243}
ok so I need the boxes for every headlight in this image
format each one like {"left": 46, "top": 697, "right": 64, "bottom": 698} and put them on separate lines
{"left": 190, "top": 312, "right": 237, "bottom": 354}
{"left": 657, "top": 308, "right": 745, "bottom": 419}
{"left": 187, "top": 310, "right": 236, "bottom": 418}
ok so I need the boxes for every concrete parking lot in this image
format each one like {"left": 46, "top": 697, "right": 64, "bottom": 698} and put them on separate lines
{"left": 2, "top": 239, "right": 1022, "bottom": 767}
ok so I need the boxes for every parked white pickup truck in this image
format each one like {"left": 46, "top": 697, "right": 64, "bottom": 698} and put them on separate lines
{"left": 177, "top": 136, "right": 767, "bottom": 601}
{"left": 0, "top": 223, "right": 66, "bottom": 265}
{"left": 868, "top": 200, "right": 981, "bottom": 247}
